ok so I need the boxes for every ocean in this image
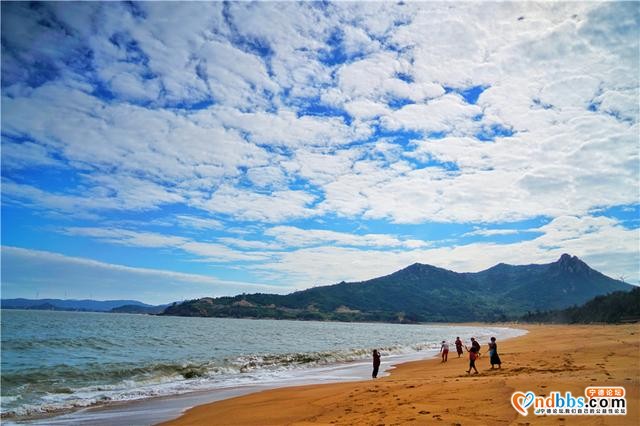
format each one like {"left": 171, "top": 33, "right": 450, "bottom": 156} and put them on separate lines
{"left": 1, "top": 310, "right": 526, "bottom": 424}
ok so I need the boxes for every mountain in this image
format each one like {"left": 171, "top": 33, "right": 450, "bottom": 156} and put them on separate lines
{"left": 464, "top": 253, "right": 630, "bottom": 312}
{"left": 162, "top": 254, "right": 633, "bottom": 322}
{"left": 520, "top": 287, "right": 640, "bottom": 323}
{"left": 0, "top": 298, "right": 156, "bottom": 312}
{"left": 110, "top": 304, "right": 169, "bottom": 314}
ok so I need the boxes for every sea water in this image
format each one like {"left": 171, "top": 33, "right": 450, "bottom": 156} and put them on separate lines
{"left": 1, "top": 310, "right": 526, "bottom": 423}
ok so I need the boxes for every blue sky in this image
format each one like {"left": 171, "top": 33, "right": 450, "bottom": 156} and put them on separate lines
{"left": 2, "top": 2, "right": 638, "bottom": 304}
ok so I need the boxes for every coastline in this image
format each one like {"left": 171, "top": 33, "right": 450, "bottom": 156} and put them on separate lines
{"left": 161, "top": 324, "right": 639, "bottom": 426}
{"left": 5, "top": 322, "right": 521, "bottom": 425}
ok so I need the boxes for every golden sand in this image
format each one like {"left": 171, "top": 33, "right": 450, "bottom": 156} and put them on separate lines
{"left": 162, "top": 324, "right": 639, "bottom": 425}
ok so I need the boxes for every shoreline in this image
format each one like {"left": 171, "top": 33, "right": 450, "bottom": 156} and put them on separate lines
{"left": 162, "top": 324, "right": 639, "bottom": 426}
{"left": 5, "top": 322, "right": 523, "bottom": 425}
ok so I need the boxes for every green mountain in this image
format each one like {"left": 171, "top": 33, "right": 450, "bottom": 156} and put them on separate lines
{"left": 110, "top": 304, "right": 168, "bottom": 314}
{"left": 161, "top": 254, "right": 633, "bottom": 323}
{"left": 520, "top": 287, "right": 640, "bottom": 323}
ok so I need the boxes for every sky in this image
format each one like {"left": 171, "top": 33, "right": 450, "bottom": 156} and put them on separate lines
{"left": 1, "top": 1, "right": 638, "bottom": 305}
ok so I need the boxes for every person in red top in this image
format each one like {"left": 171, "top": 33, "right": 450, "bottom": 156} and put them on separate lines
{"left": 465, "top": 344, "right": 479, "bottom": 374}
{"left": 372, "top": 349, "right": 381, "bottom": 378}
{"left": 454, "top": 337, "right": 463, "bottom": 357}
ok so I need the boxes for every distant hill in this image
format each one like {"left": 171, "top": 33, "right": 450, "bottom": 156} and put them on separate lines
{"left": 162, "top": 254, "right": 633, "bottom": 323}
{"left": 521, "top": 287, "right": 640, "bottom": 323}
{"left": 1, "top": 298, "right": 156, "bottom": 312}
{"left": 110, "top": 304, "right": 168, "bottom": 314}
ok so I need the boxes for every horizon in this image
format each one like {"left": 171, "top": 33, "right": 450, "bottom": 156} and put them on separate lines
{"left": 2, "top": 2, "right": 639, "bottom": 305}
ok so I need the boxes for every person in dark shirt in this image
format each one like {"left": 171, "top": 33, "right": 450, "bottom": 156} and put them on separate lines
{"left": 455, "top": 337, "right": 463, "bottom": 358}
{"left": 488, "top": 337, "right": 502, "bottom": 369}
{"left": 372, "top": 349, "right": 381, "bottom": 378}
{"left": 471, "top": 337, "right": 481, "bottom": 357}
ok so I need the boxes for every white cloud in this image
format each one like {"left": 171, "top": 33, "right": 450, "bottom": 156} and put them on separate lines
{"left": 62, "top": 227, "right": 189, "bottom": 248}
{"left": 343, "top": 99, "right": 390, "bottom": 120}
{"left": 1, "top": 140, "right": 63, "bottom": 169}
{"left": 2, "top": 174, "right": 184, "bottom": 214}
{"left": 197, "top": 185, "right": 317, "bottom": 222}
{"left": 175, "top": 215, "right": 224, "bottom": 230}
{"left": 381, "top": 94, "right": 481, "bottom": 134}
{"left": 211, "top": 107, "right": 364, "bottom": 148}
{"left": 246, "top": 166, "right": 287, "bottom": 188}
{"left": 335, "top": 51, "right": 444, "bottom": 106}
{"left": 341, "top": 25, "right": 380, "bottom": 57}
{"left": 61, "top": 227, "right": 270, "bottom": 263}
{"left": 538, "top": 75, "right": 601, "bottom": 110}
{"left": 463, "top": 229, "right": 523, "bottom": 237}
{"left": 264, "top": 226, "right": 430, "bottom": 249}
{"left": 283, "top": 147, "right": 361, "bottom": 187}
{"left": 595, "top": 90, "right": 639, "bottom": 122}
{"left": 217, "top": 237, "right": 284, "bottom": 251}
{"left": 197, "top": 40, "right": 277, "bottom": 109}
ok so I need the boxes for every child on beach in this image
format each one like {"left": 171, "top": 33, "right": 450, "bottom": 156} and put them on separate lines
{"left": 372, "top": 349, "right": 381, "bottom": 378}
{"left": 455, "top": 337, "right": 463, "bottom": 357}
{"left": 440, "top": 340, "right": 449, "bottom": 362}
{"left": 488, "top": 337, "right": 502, "bottom": 369}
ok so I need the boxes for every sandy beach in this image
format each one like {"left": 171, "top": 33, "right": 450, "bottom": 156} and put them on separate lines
{"left": 162, "top": 324, "right": 639, "bottom": 426}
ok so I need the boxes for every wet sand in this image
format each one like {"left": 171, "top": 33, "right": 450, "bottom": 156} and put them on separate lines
{"left": 161, "top": 324, "right": 639, "bottom": 425}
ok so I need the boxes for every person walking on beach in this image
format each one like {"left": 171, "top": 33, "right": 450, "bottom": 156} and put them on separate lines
{"left": 464, "top": 343, "right": 479, "bottom": 374}
{"left": 440, "top": 340, "right": 449, "bottom": 363}
{"left": 487, "top": 337, "right": 502, "bottom": 369}
{"left": 372, "top": 349, "right": 381, "bottom": 378}
{"left": 470, "top": 337, "right": 481, "bottom": 357}
{"left": 455, "top": 337, "right": 463, "bottom": 358}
